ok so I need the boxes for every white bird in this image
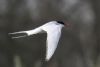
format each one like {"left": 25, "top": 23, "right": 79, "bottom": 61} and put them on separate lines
{"left": 9, "top": 21, "right": 68, "bottom": 61}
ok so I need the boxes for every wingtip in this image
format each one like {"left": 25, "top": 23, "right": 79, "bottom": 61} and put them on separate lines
{"left": 11, "top": 35, "right": 28, "bottom": 39}
{"left": 45, "top": 59, "right": 49, "bottom": 62}
{"left": 8, "top": 33, "right": 14, "bottom": 35}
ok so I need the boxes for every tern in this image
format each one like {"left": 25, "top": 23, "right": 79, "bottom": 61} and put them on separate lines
{"left": 9, "top": 21, "right": 69, "bottom": 61}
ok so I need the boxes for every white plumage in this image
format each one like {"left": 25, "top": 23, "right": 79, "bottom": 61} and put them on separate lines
{"left": 9, "top": 21, "right": 64, "bottom": 61}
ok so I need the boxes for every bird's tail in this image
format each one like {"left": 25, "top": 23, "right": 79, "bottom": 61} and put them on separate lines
{"left": 8, "top": 31, "right": 28, "bottom": 39}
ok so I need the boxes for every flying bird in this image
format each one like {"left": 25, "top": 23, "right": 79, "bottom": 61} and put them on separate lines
{"left": 9, "top": 21, "right": 68, "bottom": 61}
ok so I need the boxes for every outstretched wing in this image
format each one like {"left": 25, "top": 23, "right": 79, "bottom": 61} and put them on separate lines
{"left": 9, "top": 26, "right": 43, "bottom": 39}
{"left": 26, "top": 26, "right": 43, "bottom": 36}
{"left": 45, "top": 30, "right": 61, "bottom": 61}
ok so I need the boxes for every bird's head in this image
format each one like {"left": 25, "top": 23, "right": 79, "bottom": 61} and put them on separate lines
{"left": 56, "top": 21, "right": 70, "bottom": 28}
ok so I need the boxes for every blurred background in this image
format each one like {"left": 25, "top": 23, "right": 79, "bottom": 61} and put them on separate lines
{"left": 0, "top": 0, "right": 100, "bottom": 67}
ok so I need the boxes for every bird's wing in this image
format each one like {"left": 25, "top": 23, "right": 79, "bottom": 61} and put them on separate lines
{"left": 26, "top": 26, "right": 43, "bottom": 36}
{"left": 9, "top": 26, "right": 43, "bottom": 39}
{"left": 45, "top": 30, "right": 61, "bottom": 61}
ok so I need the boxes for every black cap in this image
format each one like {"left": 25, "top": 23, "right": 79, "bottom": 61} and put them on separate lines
{"left": 57, "top": 21, "right": 64, "bottom": 25}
